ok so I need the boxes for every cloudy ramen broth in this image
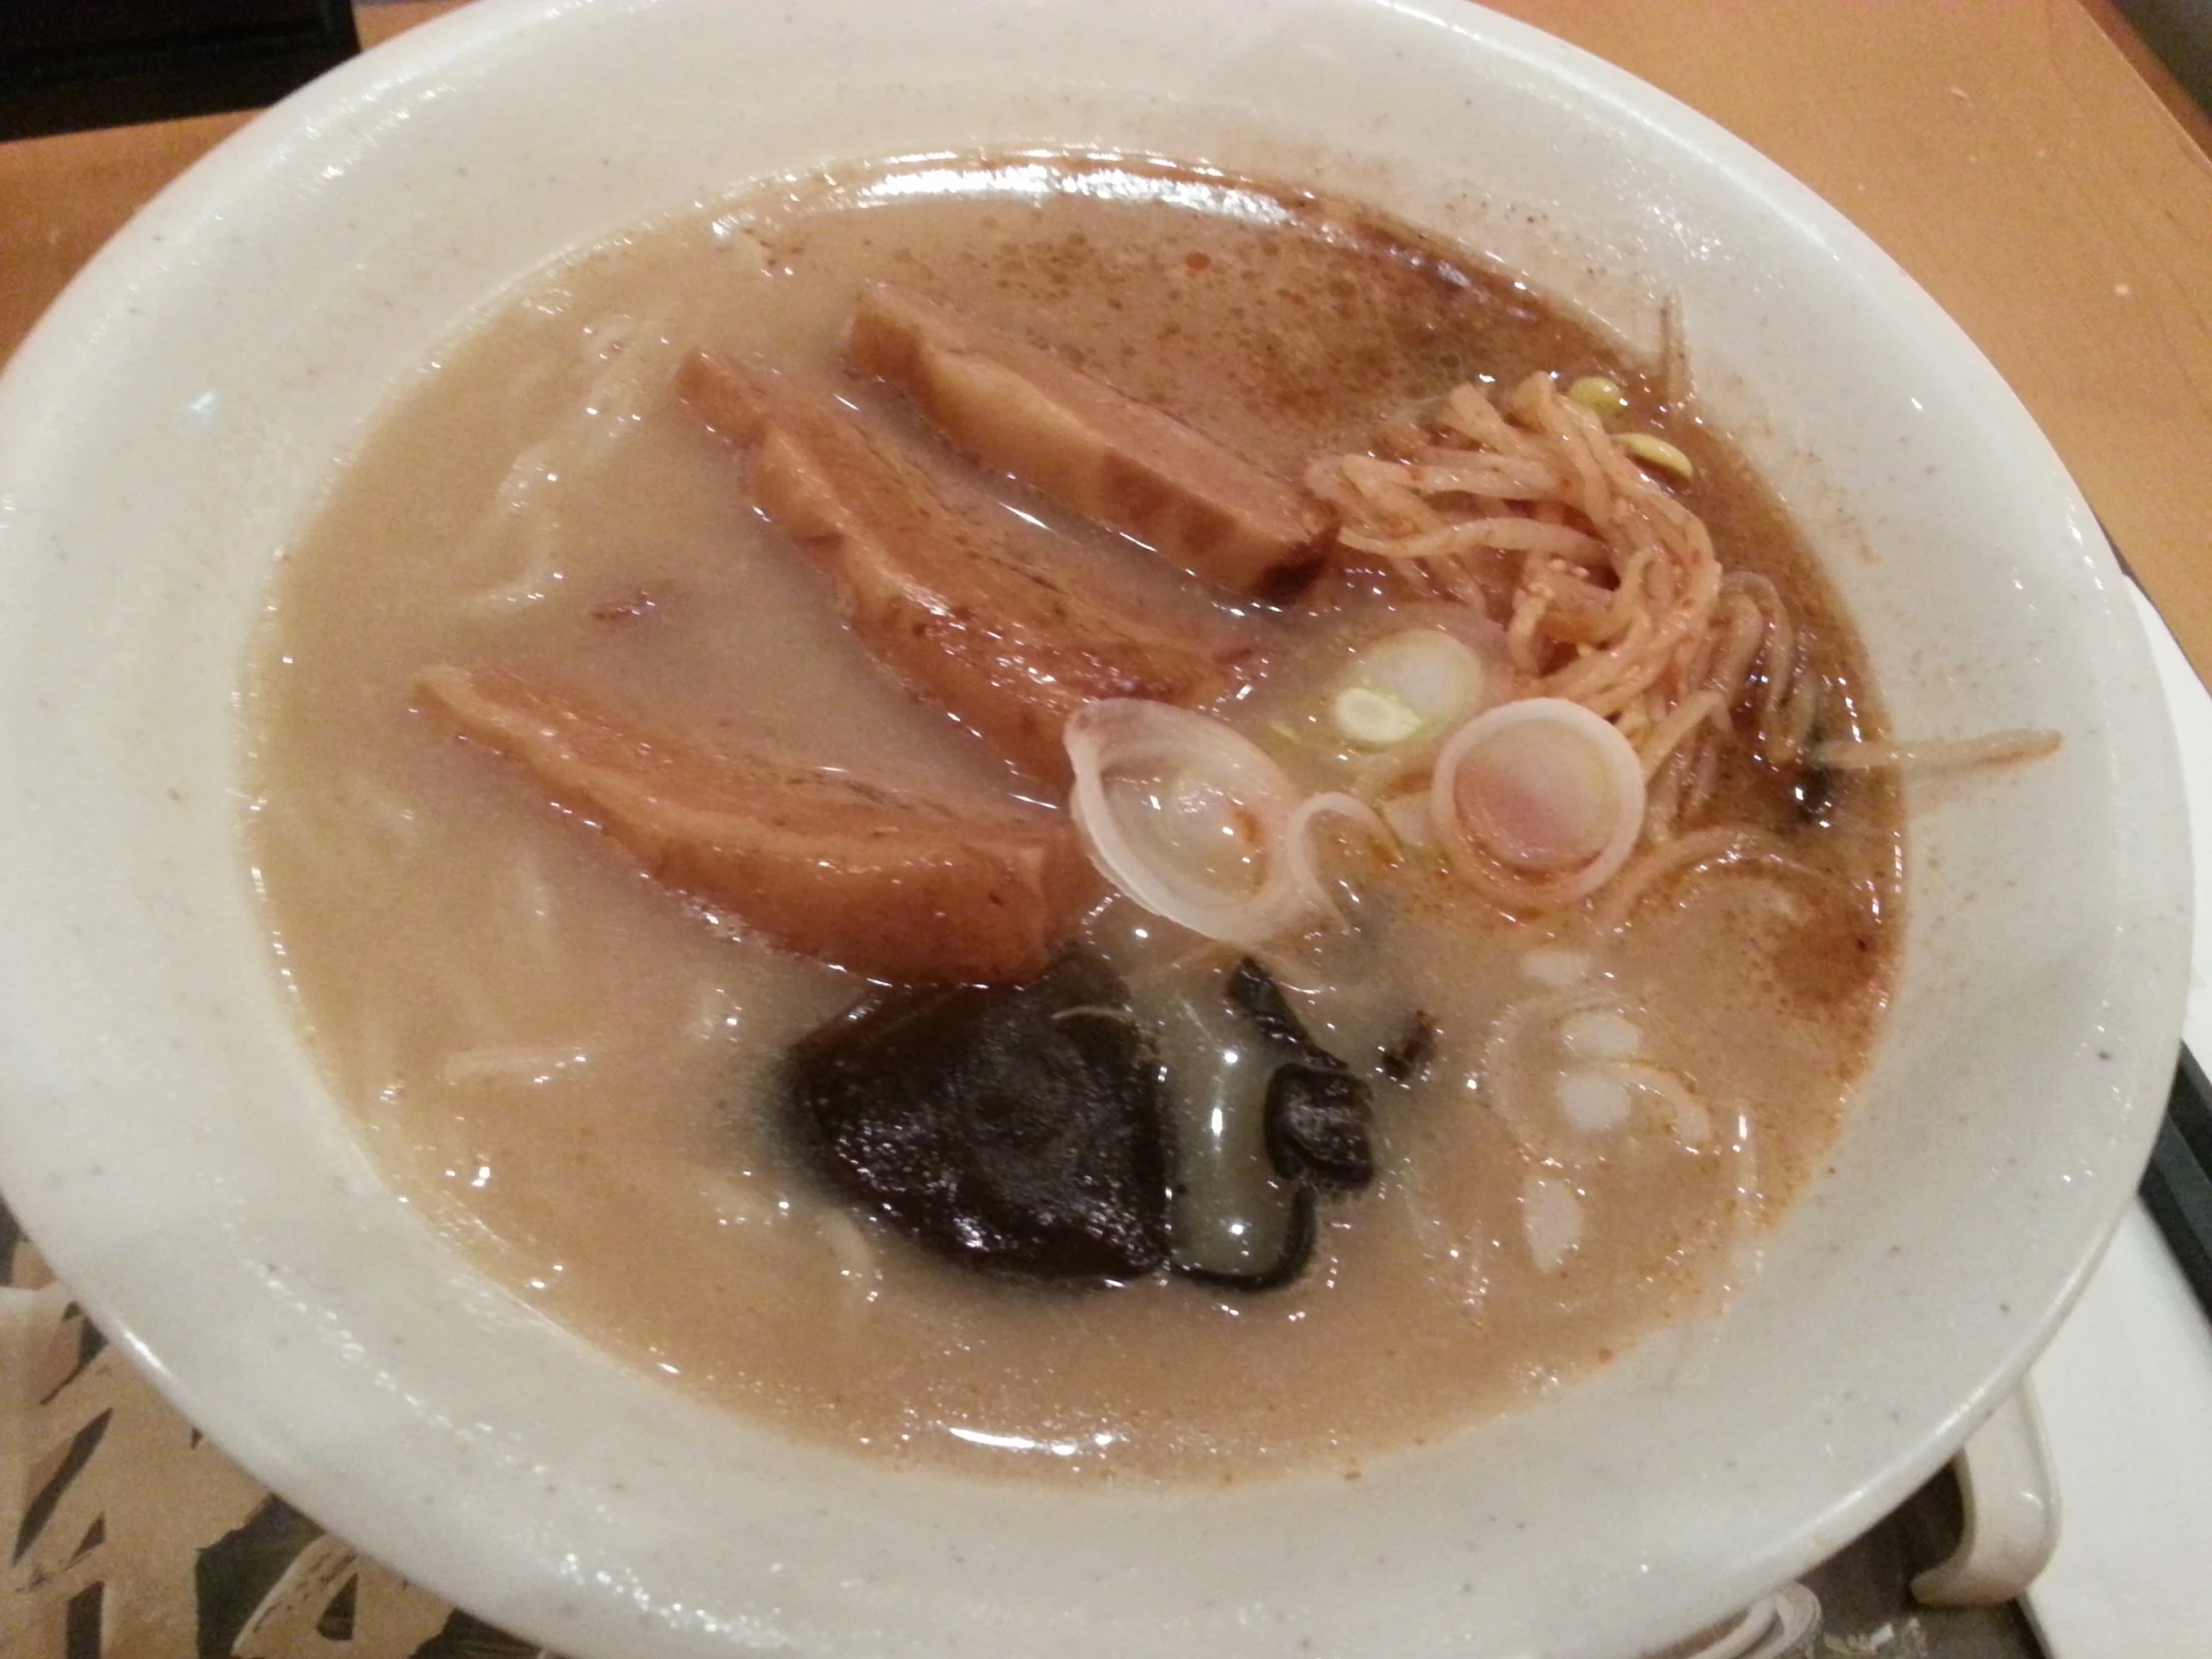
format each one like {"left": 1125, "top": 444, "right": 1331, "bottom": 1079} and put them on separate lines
{"left": 248, "top": 155, "right": 1900, "bottom": 1482}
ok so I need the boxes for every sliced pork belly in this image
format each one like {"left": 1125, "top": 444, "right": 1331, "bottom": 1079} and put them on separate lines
{"left": 416, "top": 665, "right": 1099, "bottom": 984}
{"left": 680, "top": 350, "right": 1250, "bottom": 784}
{"left": 843, "top": 282, "right": 1329, "bottom": 602}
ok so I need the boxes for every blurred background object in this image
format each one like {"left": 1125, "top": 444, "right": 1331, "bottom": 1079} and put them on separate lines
{"left": 2115, "top": 0, "right": 2212, "bottom": 113}
{"left": 0, "top": 0, "right": 359, "bottom": 142}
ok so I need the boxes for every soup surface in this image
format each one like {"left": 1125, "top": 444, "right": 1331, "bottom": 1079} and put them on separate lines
{"left": 248, "top": 155, "right": 1901, "bottom": 1483}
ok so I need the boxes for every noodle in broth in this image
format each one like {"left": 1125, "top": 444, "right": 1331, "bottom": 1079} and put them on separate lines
{"left": 247, "top": 155, "right": 1907, "bottom": 1483}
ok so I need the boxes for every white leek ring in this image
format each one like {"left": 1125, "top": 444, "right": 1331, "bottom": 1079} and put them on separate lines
{"left": 1429, "top": 698, "right": 1646, "bottom": 909}
{"left": 1281, "top": 792, "right": 1397, "bottom": 912}
{"left": 1066, "top": 700, "right": 1314, "bottom": 945}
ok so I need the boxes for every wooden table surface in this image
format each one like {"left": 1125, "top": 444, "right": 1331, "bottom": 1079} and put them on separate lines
{"left": 5, "top": 0, "right": 2210, "bottom": 675}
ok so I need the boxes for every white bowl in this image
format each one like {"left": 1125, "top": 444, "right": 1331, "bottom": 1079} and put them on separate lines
{"left": 0, "top": 2, "right": 2187, "bottom": 1656}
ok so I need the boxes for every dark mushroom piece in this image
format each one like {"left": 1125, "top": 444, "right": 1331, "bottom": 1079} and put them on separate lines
{"left": 1224, "top": 954, "right": 1333, "bottom": 1061}
{"left": 1264, "top": 1063, "right": 1375, "bottom": 1193}
{"left": 780, "top": 949, "right": 1171, "bottom": 1283}
{"left": 1379, "top": 1012, "right": 1437, "bottom": 1084}
{"left": 1143, "top": 974, "right": 1317, "bottom": 1291}
{"left": 1227, "top": 957, "right": 1379, "bottom": 1192}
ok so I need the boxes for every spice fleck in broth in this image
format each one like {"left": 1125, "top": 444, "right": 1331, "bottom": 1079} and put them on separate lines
{"left": 247, "top": 156, "right": 1901, "bottom": 1482}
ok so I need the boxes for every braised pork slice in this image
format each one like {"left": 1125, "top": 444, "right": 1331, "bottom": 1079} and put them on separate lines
{"left": 680, "top": 351, "right": 1250, "bottom": 783}
{"left": 843, "top": 282, "right": 1329, "bottom": 602}
{"left": 416, "top": 665, "right": 1099, "bottom": 984}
